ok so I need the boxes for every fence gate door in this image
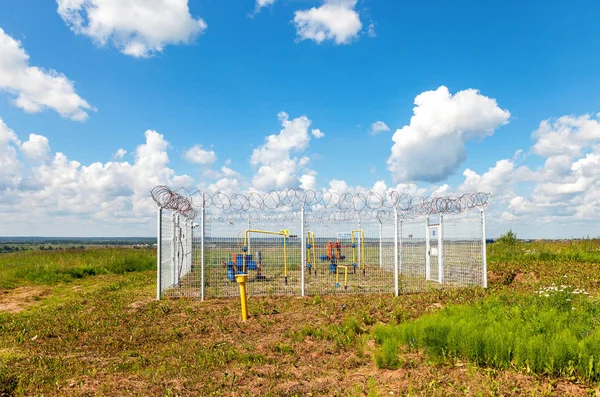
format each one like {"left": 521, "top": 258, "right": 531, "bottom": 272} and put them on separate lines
{"left": 425, "top": 215, "right": 443, "bottom": 283}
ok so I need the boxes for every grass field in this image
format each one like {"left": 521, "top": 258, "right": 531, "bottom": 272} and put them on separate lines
{"left": 2, "top": 239, "right": 600, "bottom": 395}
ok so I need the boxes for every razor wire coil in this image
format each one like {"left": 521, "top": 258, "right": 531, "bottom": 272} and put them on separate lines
{"left": 151, "top": 186, "right": 490, "bottom": 220}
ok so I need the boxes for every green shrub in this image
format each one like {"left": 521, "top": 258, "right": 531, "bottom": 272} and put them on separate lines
{"left": 497, "top": 229, "right": 518, "bottom": 245}
{"left": 373, "top": 287, "right": 600, "bottom": 382}
{"left": 374, "top": 339, "right": 401, "bottom": 369}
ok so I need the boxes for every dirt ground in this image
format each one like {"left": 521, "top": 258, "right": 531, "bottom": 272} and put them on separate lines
{"left": 0, "top": 286, "right": 49, "bottom": 313}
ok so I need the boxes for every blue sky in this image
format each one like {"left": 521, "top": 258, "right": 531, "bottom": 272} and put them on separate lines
{"left": 0, "top": 0, "right": 599, "bottom": 238}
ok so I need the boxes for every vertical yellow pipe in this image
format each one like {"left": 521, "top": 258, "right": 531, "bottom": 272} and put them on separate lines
{"left": 235, "top": 274, "right": 248, "bottom": 321}
{"left": 361, "top": 230, "right": 365, "bottom": 270}
{"left": 307, "top": 231, "right": 316, "bottom": 273}
{"left": 283, "top": 233, "right": 287, "bottom": 277}
{"left": 344, "top": 266, "right": 348, "bottom": 286}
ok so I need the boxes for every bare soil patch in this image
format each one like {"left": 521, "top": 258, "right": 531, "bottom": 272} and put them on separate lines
{"left": 0, "top": 286, "right": 49, "bottom": 313}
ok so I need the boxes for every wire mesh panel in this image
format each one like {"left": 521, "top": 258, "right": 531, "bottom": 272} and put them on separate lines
{"left": 159, "top": 212, "right": 195, "bottom": 298}
{"left": 303, "top": 214, "right": 397, "bottom": 295}
{"left": 159, "top": 209, "right": 174, "bottom": 295}
{"left": 152, "top": 187, "right": 489, "bottom": 299}
{"left": 399, "top": 216, "right": 428, "bottom": 293}
{"left": 441, "top": 210, "right": 484, "bottom": 287}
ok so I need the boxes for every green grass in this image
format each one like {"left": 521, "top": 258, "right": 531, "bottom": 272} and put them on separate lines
{"left": 488, "top": 238, "right": 600, "bottom": 265}
{"left": 374, "top": 284, "right": 600, "bottom": 381}
{"left": 0, "top": 248, "right": 155, "bottom": 289}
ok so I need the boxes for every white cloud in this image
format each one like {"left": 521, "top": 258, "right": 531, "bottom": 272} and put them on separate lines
{"left": 0, "top": 119, "right": 194, "bottom": 236}
{"left": 532, "top": 114, "right": 600, "bottom": 159}
{"left": 184, "top": 145, "right": 217, "bottom": 165}
{"left": 293, "top": 0, "right": 362, "bottom": 45}
{"left": 0, "top": 28, "right": 94, "bottom": 120}
{"left": 367, "top": 23, "right": 376, "bottom": 38}
{"left": 206, "top": 177, "right": 240, "bottom": 195}
{"left": 450, "top": 113, "right": 600, "bottom": 236}
{"left": 0, "top": 117, "right": 22, "bottom": 189}
{"left": 56, "top": 0, "right": 207, "bottom": 58}
{"left": 459, "top": 159, "right": 515, "bottom": 199}
{"left": 250, "top": 112, "right": 320, "bottom": 190}
{"left": 312, "top": 129, "right": 325, "bottom": 139}
{"left": 328, "top": 178, "right": 352, "bottom": 195}
{"left": 387, "top": 86, "right": 510, "bottom": 183}
{"left": 21, "top": 134, "right": 51, "bottom": 163}
{"left": 203, "top": 165, "right": 241, "bottom": 181}
{"left": 114, "top": 148, "right": 127, "bottom": 159}
{"left": 299, "top": 174, "right": 317, "bottom": 190}
{"left": 254, "top": 0, "right": 277, "bottom": 13}
{"left": 370, "top": 121, "right": 390, "bottom": 135}
{"left": 253, "top": 161, "right": 300, "bottom": 191}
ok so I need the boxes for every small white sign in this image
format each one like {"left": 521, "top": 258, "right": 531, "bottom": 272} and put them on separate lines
{"left": 431, "top": 247, "right": 438, "bottom": 256}
{"left": 337, "top": 232, "right": 352, "bottom": 239}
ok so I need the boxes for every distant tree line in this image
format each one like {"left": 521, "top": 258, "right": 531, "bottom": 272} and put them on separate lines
{"left": 0, "top": 238, "right": 156, "bottom": 245}
{"left": 0, "top": 245, "right": 30, "bottom": 254}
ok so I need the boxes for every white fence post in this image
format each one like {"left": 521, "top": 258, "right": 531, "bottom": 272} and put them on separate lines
{"left": 301, "top": 205, "right": 306, "bottom": 297}
{"left": 201, "top": 204, "right": 206, "bottom": 301}
{"left": 425, "top": 215, "right": 431, "bottom": 281}
{"left": 247, "top": 215, "right": 251, "bottom": 254}
{"left": 438, "top": 214, "right": 444, "bottom": 284}
{"left": 481, "top": 208, "right": 487, "bottom": 288}
{"left": 378, "top": 220, "right": 383, "bottom": 269}
{"left": 394, "top": 208, "right": 399, "bottom": 296}
{"left": 172, "top": 213, "right": 177, "bottom": 287}
{"left": 157, "top": 207, "right": 162, "bottom": 300}
{"left": 399, "top": 219, "right": 403, "bottom": 275}
{"left": 357, "top": 215, "right": 362, "bottom": 272}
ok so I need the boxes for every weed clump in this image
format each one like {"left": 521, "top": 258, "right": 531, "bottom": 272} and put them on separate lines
{"left": 373, "top": 286, "right": 600, "bottom": 382}
{"left": 374, "top": 339, "right": 401, "bottom": 369}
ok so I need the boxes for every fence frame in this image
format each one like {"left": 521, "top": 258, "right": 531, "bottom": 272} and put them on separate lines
{"left": 152, "top": 187, "right": 490, "bottom": 300}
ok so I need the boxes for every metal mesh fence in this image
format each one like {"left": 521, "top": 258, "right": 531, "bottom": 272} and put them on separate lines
{"left": 158, "top": 209, "right": 193, "bottom": 298}
{"left": 153, "top": 188, "right": 489, "bottom": 300}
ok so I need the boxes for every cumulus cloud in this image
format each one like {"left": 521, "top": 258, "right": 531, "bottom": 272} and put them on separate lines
{"left": 387, "top": 86, "right": 510, "bottom": 183}
{"left": 56, "top": 0, "right": 207, "bottom": 58}
{"left": 299, "top": 174, "right": 317, "bottom": 190}
{"left": 253, "top": 0, "right": 277, "bottom": 14}
{"left": 293, "top": 0, "right": 362, "bottom": 45}
{"left": 250, "top": 112, "right": 321, "bottom": 190}
{"left": 114, "top": 148, "right": 127, "bottom": 159}
{"left": 21, "top": 134, "right": 51, "bottom": 163}
{"left": 370, "top": 121, "right": 390, "bottom": 135}
{"left": 0, "top": 117, "right": 22, "bottom": 189}
{"left": 459, "top": 159, "right": 515, "bottom": 199}
{"left": 452, "top": 113, "right": 600, "bottom": 236}
{"left": 183, "top": 145, "right": 217, "bottom": 165}
{"left": 0, "top": 28, "right": 94, "bottom": 120}
{"left": 532, "top": 114, "right": 600, "bottom": 159}
{"left": 312, "top": 129, "right": 325, "bottom": 139}
{"left": 0, "top": 119, "right": 194, "bottom": 236}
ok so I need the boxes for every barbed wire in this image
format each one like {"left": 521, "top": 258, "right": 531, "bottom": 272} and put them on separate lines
{"left": 151, "top": 185, "right": 490, "bottom": 220}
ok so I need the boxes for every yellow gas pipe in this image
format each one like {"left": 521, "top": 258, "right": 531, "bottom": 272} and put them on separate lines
{"left": 243, "top": 229, "right": 289, "bottom": 283}
{"left": 235, "top": 273, "right": 249, "bottom": 321}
